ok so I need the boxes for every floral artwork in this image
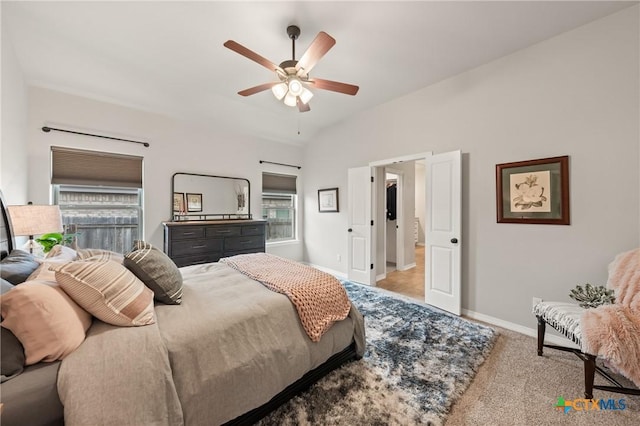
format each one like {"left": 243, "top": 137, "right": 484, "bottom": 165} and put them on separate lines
{"left": 496, "top": 156, "right": 569, "bottom": 225}
{"left": 509, "top": 171, "right": 551, "bottom": 212}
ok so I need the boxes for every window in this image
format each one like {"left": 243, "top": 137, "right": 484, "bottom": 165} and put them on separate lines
{"left": 262, "top": 173, "right": 297, "bottom": 243}
{"left": 51, "top": 147, "right": 143, "bottom": 254}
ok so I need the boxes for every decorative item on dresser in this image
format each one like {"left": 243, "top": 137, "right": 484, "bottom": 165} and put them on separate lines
{"left": 163, "top": 220, "right": 266, "bottom": 267}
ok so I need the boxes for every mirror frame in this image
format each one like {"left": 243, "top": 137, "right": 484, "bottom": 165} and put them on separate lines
{"left": 171, "top": 172, "right": 251, "bottom": 221}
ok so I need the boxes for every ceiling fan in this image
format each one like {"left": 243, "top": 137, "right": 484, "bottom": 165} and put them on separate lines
{"left": 224, "top": 25, "right": 359, "bottom": 113}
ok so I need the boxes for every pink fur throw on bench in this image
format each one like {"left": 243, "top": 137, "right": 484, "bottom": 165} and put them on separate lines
{"left": 581, "top": 248, "right": 640, "bottom": 387}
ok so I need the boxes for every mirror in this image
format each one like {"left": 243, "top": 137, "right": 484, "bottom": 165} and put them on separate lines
{"left": 171, "top": 173, "right": 250, "bottom": 221}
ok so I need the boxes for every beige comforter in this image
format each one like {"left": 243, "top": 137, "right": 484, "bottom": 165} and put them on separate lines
{"left": 58, "top": 262, "right": 365, "bottom": 425}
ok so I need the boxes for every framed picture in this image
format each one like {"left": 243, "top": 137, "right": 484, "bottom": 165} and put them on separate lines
{"left": 496, "top": 156, "right": 570, "bottom": 225}
{"left": 318, "top": 188, "right": 339, "bottom": 212}
{"left": 173, "top": 192, "right": 186, "bottom": 213}
{"left": 186, "top": 193, "right": 203, "bottom": 212}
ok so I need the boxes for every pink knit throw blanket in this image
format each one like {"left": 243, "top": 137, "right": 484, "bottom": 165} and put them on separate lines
{"left": 220, "top": 253, "right": 351, "bottom": 342}
{"left": 581, "top": 248, "right": 640, "bottom": 386}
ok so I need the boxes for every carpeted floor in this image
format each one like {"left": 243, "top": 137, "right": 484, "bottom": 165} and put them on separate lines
{"left": 258, "top": 281, "right": 497, "bottom": 425}
{"left": 446, "top": 325, "right": 640, "bottom": 426}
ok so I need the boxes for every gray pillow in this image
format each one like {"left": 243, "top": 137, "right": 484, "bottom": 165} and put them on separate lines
{"left": 1, "top": 278, "right": 26, "bottom": 382}
{"left": 124, "top": 241, "right": 183, "bottom": 305}
{"left": 0, "top": 250, "right": 40, "bottom": 285}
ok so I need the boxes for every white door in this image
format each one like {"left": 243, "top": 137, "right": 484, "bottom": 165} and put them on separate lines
{"left": 425, "top": 150, "right": 462, "bottom": 315}
{"left": 347, "top": 167, "right": 373, "bottom": 285}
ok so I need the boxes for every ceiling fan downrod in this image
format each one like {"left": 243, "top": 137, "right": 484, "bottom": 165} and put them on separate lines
{"left": 287, "top": 25, "right": 300, "bottom": 61}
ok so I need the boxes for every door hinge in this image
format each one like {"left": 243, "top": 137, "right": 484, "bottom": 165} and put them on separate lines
{"left": 371, "top": 220, "right": 374, "bottom": 226}
{"left": 370, "top": 176, "right": 374, "bottom": 183}
{"left": 370, "top": 263, "right": 374, "bottom": 270}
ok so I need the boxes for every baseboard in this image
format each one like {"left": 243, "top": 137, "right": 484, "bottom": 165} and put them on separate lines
{"left": 376, "top": 274, "right": 386, "bottom": 282}
{"left": 306, "top": 263, "right": 348, "bottom": 281}
{"left": 398, "top": 262, "right": 416, "bottom": 271}
{"left": 462, "top": 308, "right": 579, "bottom": 349}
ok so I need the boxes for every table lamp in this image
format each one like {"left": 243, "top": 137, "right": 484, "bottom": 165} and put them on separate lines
{"left": 8, "top": 204, "right": 64, "bottom": 254}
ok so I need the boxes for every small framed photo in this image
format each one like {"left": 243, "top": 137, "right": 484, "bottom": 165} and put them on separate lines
{"left": 496, "top": 156, "right": 570, "bottom": 225}
{"left": 173, "top": 192, "right": 186, "bottom": 213}
{"left": 186, "top": 193, "right": 203, "bottom": 212}
{"left": 318, "top": 188, "right": 339, "bottom": 213}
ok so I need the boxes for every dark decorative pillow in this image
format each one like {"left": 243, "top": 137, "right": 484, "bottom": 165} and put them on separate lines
{"left": 0, "top": 250, "right": 40, "bottom": 285}
{"left": 124, "top": 241, "right": 183, "bottom": 305}
{"left": 1, "top": 278, "right": 25, "bottom": 382}
{"left": 1, "top": 327, "right": 25, "bottom": 382}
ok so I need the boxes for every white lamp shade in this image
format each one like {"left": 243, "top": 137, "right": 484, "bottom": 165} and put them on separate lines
{"left": 299, "top": 87, "right": 314, "bottom": 105}
{"left": 283, "top": 92, "right": 298, "bottom": 107}
{"left": 287, "top": 78, "right": 303, "bottom": 96}
{"left": 271, "top": 82, "right": 288, "bottom": 100}
{"left": 8, "top": 205, "right": 63, "bottom": 236}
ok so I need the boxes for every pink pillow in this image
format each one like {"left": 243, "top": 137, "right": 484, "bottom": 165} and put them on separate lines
{"left": 0, "top": 280, "right": 92, "bottom": 365}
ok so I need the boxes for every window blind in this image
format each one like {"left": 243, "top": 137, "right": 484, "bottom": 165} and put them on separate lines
{"left": 262, "top": 173, "right": 297, "bottom": 194}
{"left": 51, "top": 146, "right": 143, "bottom": 188}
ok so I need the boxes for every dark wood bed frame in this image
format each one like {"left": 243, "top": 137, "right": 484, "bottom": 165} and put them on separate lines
{"left": 0, "top": 190, "right": 359, "bottom": 425}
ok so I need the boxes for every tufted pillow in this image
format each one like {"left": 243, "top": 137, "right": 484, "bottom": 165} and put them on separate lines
{"left": 28, "top": 245, "right": 79, "bottom": 282}
{"left": 46, "top": 244, "right": 78, "bottom": 262}
{"left": 0, "top": 250, "right": 40, "bottom": 285}
{"left": 0, "top": 280, "right": 92, "bottom": 365}
{"left": 77, "top": 248, "right": 124, "bottom": 263}
{"left": 1, "top": 278, "right": 25, "bottom": 382}
{"left": 124, "top": 241, "right": 183, "bottom": 305}
{"left": 52, "top": 260, "right": 155, "bottom": 327}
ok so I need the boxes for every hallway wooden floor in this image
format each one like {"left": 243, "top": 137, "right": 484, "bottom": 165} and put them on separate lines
{"left": 376, "top": 245, "right": 424, "bottom": 300}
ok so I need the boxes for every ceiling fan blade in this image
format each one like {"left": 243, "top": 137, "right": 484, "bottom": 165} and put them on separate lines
{"left": 224, "top": 40, "right": 283, "bottom": 73}
{"left": 309, "top": 78, "right": 359, "bottom": 96}
{"left": 297, "top": 97, "right": 311, "bottom": 112}
{"left": 238, "top": 82, "right": 277, "bottom": 97}
{"left": 296, "top": 32, "right": 336, "bottom": 75}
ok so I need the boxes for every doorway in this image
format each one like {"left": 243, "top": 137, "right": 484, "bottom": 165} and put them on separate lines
{"left": 347, "top": 150, "right": 461, "bottom": 315}
{"left": 376, "top": 162, "right": 425, "bottom": 300}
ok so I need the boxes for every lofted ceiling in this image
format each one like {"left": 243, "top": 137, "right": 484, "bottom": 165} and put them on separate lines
{"left": 2, "top": 1, "right": 635, "bottom": 145}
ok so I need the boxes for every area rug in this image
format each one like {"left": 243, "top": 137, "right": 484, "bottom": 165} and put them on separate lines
{"left": 258, "top": 281, "right": 498, "bottom": 425}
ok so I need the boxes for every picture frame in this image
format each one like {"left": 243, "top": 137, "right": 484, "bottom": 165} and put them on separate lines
{"left": 318, "top": 188, "right": 339, "bottom": 213}
{"left": 186, "top": 193, "right": 203, "bottom": 212}
{"left": 173, "top": 192, "right": 186, "bottom": 213}
{"left": 496, "top": 156, "right": 570, "bottom": 225}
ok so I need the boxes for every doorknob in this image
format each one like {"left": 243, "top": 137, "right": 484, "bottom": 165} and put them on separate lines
{"left": 348, "top": 228, "right": 353, "bottom": 232}
{"left": 451, "top": 238, "right": 458, "bottom": 244}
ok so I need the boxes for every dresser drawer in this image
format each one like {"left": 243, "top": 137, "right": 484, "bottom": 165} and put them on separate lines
{"left": 171, "top": 238, "right": 223, "bottom": 256}
{"left": 241, "top": 224, "right": 265, "bottom": 236}
{"left": 224, "top": 235, "right": 264, "bottom": 251}
{"left": 206, "top": 226, "right": 241, "bottom": 238}
{"left": 172, "top": 253, "right": 222, "bottom": 268}
{"left": 170, "top": 226, "right": 205, "bottom": 240}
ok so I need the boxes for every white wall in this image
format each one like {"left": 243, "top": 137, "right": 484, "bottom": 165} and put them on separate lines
{"left": 25, "top": 87, "right": 304, "bottom": 259}
{"left": 1, "top": 22, "right": 28, "bottom": 205}
{"left": 303, "top": 7, "right": 639, "bottom": 329}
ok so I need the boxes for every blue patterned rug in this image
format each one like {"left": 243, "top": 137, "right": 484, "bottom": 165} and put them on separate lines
{"left": 259, "top": 281, "right": 498, "bottom": 425}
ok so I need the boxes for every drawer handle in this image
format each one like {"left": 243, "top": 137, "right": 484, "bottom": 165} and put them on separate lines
{"left": 192, "top": 245, "right": 206, "bottom": 249}
{"left": 240, "top": 240, "right": 253, "bottom": 245}
{"left": 191, "top": 259, "right": 208, "bottom": 265}
{"left": 217, "top": 230, "right": 231, "bottom": 234}
{"left": 182, "top": 232, "right": 195, "bottom": 236}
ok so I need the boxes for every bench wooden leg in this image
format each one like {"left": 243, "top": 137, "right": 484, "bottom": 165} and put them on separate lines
{"left": 536, "top": 316, "right": 545, "bottom": 356}
{"left": 584, "top": 354, "right": 596, "bottom": 399}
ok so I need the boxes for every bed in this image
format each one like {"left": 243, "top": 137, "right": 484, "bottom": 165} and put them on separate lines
{"left": 0, "top": 191, "right": 365, "bottom": 425}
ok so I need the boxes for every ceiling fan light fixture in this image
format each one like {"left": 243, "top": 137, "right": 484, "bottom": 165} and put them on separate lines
{"left": 288, "top": 77, "right": 303, "bottom": 96}
{"left": 271, "top": 82, "right": 288, "bottom": 100}
{"left": 299, "top": 87, "right": 313, "bottom": 105}
{"left": 283, "top": 92, "right": 298, "bottom": 107}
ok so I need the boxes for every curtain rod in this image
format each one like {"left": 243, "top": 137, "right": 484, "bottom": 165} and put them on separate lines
{"left": 42, "top": 126, "right": 150, "bottom": 148}
{"left": 259, "top": 160, "right": 301, "bottom": 169}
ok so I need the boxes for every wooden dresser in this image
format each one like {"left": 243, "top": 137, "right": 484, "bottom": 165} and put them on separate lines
{"left": 163, "top": 220, "right": 266, "bottom": 267}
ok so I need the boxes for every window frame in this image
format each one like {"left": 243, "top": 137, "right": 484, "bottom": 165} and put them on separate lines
{"left": 261, "top": 191, "right": 297, "bottom": 244}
